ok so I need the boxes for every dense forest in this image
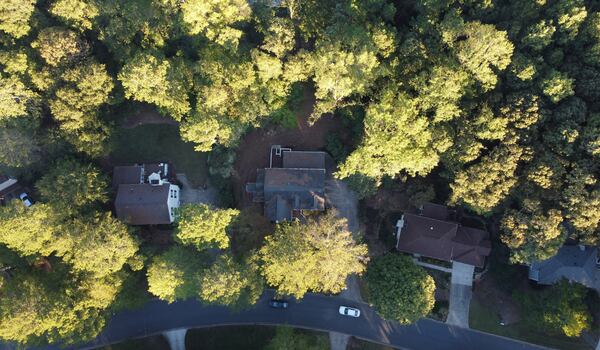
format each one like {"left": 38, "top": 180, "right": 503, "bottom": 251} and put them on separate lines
{"left": 1, "top": 0, "right": 600, "bottom": 347}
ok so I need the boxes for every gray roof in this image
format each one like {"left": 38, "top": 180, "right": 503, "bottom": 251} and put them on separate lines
{"left": 529, "top": 245, "right": 600, "bottom": 291}
{"left": 282, "top": 151, "right": 326, "bottom": 169}
{"left": 115, "top": 184, "right": 171, "bottom": 225}
{"left": 247, "top": 149, "right": 327, "bottom": 222}
{"left": 112, "top": 166, "right": 143, "bottom": 188}
{"left": 263, "top": 168, "right": 325, "bottom": 222}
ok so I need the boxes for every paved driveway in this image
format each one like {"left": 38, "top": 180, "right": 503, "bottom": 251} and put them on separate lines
{"left": 176, "top": 174, "right": 217, "bottom": 206}
{"left": 13, "top": 290, "right": 552, "bottom": 350}
{"left": 325, "top": 179, "right": 361, "bottom": 350}
{"left": 447, "top": 262, "right": 475, "bottom": 328}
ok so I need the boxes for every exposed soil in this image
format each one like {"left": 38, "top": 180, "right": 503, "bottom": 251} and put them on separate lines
{"left": 472, "top": 272, "right": 522, "bottom": 325}
{"left": 232, "top": 86, "right": 341, "bottom": 208}
{"left": 121, "top": 105, "right": 178, "bottom": 129}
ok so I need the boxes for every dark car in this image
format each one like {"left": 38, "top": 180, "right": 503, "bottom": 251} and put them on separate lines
{"left": 269, "top": 299, "right": 289, "bottom": 309}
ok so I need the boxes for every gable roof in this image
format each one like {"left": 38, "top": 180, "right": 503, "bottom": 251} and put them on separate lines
{"left": 115, "top": 184, "right": 171, "bottom": 225}
{"left": 282, "top": 151, "right": 326, "bottom": 169}
{"left": 247, "top": 148, "right": 328, "bottom": 222}
{"left": 262, "top": 168, "right": 325, "bottom": 222}
{"left": 396, "top": 212, "right": 491, "bottom": 268}
{"left": 529, "top": 245, "right": 600, "bottom": 291}
{"left": 112, "top": 165, "right": 143, "bottom": 188}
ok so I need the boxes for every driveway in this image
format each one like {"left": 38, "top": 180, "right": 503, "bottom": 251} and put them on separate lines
{"left": 176, "top": 174, "right": 217, "bottom": 206}
{"left": 447, "top": 262, "right": 475, "bottom": 328}
{"left": 325, "top": 179, "right": 361, "bottom": 350}
{"left": 14, "top": 290, "right": 552, "bottom": 350}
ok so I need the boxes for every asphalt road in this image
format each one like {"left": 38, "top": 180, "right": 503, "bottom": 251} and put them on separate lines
{"left": 14, "top": 290, "right": 552, "bottom": 350}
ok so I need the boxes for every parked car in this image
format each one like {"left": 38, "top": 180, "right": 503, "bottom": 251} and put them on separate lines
{"left": 339, "top": 306, "right": 360, "bottom": 317}
{"left": 19, "top": 193, "right": 32, "bottom": 207}
{"left": 269, "top": 299, "right": 289, "bottom": 309}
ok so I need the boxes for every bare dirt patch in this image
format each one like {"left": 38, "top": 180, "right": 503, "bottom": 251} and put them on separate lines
{"left": 232, "top": 86, "right": 341, "bottom": 208}
{"left": 472, "top": 272, "right": 522, "bottom": 325}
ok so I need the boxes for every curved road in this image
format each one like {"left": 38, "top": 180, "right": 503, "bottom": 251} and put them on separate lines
{"left": 19, "top": 290, "right": 551, "bottom": 350}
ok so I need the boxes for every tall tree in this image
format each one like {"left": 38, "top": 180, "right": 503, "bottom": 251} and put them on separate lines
{"left": 500, "top": 201, "right": 565, "bottom": 264}
{"left": 198, "top": 254, "right": 263, "bottom": 308}
{"left": 0, "top": 0, "right": 36, "bottom": 38}
{"left": 518, "top": 280, "right": 591, "bottom": 337}
{"left": 259, "top": 212, "right": 368, "bottom": 298}
{"left": 337, "top": 88, "right": 449, "bottom": 179}
{"left": 36, "top": 158, "right": 109, "bottom": 215}
{"left": 450, "top": 142, "right": 523, "bottom": 214}
{"left": 175, "top": 204, "right": 239, "bottom": 250}
{"left": 146, "top": 246, "right": 206, "bottom": 303}
{"left": 49, "top": 0, "right": 99, "bottom": 31}
{"left": 118, "top": 51, "right": 192, "bottom": 120}
{"left": 365, "top": 254, "right": 435, "bottom": 324}
{"left": 49, "top": 61, "right": 114, "bottom": 131}
{"left": 180, "top": 0, "right": 251, "bottom": 49}
{"left": 31, "top": 27, "right": 90, "bottom": 67}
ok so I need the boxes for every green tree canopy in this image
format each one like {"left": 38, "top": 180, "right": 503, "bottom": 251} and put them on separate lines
{"left": 146, "top": 246, "right": 206, "bottom": 303}
{"left": 337, "top": 88, "right": 449, "bottom": 179}
{"left": 501, "top": 200, "right": 565, "bottom": 264}
{"left": 259, "top": 211, "right": 368, "bottom": 298}
{"left": 450, "top": 142, "right": 524, "bottom": 214}
{"left": 118, "top": 51, "right": 192, "bottom": 120}
{"left": 0, "top": 0, "right": 36, "bottom": 38}
{"left": 175, "top": 204, "right": 239, "bottom": 250}
{"left": 198, "top": 253, "right": 263, "bottom": 308}
{"left": 36, "top": 159, "right": 109, "bottom": 215}
{"left": 265, "top": 327, "right": 329, "bottom": 350}
{"left": 49, "top": 60, "right": 114, "bottom": 131}
{"left": 519, "top": 280, "right": 592, "bottom": 337}
{"left": 49, "top": 0, "right": 99, "bottom": 31}
{"left": 365, "top": 254, "right": 435, "bottom": 324}
{"left": 31, "top": 27, "right": 90, "bottom": 67}
{"left": 0, "top": 202, "right": 58, "bottom": 257}
{"left": 55, "top": 214, "right": 140, "bottom": 278}
{"left": 181, "top": 0, "right": 251, "bottom": 49}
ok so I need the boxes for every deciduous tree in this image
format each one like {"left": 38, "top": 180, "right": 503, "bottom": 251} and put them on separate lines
{"left": 175, "top": 204, "right": 239, "bottom": 250}
{"left": 259, "top": 212, "right": 368, "bottom": 298}
{"left": 0, "top": 0, "right": 36, "bottom": 38}
{"left": 146, "top": 246, "right": 205, "bottom": 303}
{"left": 36, "top": 158, "right": 109, "bottom": 215}
{"left": 365, "top": 254, "right": 435, "bottom": 324}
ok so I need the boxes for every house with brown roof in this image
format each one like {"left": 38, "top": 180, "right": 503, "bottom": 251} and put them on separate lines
{"left": 395, "top": 203, "right": 491, "bottom": 268}
{"left": 113, "top": 163, "right": 180, "bottom": 225}
{"left": 246, "top": 146, "right": 326, "bottom": 222}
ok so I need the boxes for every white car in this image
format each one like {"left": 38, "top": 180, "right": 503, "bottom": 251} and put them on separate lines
{"left": 339, "top": 306, "right": 360, "bottom": 317}
{"left": 19, "top": 193, "right": 33, "bottom": 207}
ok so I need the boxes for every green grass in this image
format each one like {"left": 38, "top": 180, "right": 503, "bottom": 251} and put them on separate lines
{"left": 110, "top": 124, "right": 208, "bottom": 187}
{"left": 185, "top": 326, "right": 276, "bottom": 350}
{"left": 99, "top": 335, "right": 169, "bottom": 350}
{"left": 469, "top": 299, "right": 592, "bottom": 350}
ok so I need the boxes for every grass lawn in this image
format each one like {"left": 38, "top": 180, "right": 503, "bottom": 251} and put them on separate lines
{"left": 186, "top": 326, "right": 276, "bottom": 350}
{"left": 99, "top": 335, "right": 169, "bottom": 350}
{"left": 110, "top": 124, "right": 208, "bottom": 187}
{"left": 469, "top": 299, "right": 592, "bottom": 350}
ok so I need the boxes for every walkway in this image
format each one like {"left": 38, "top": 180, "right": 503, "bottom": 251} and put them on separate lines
{"left": 16, "top": 290, "right": 552, "bottom": 350}
{"left": 446, "top": 262, "right": 475, "bottom": 328}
